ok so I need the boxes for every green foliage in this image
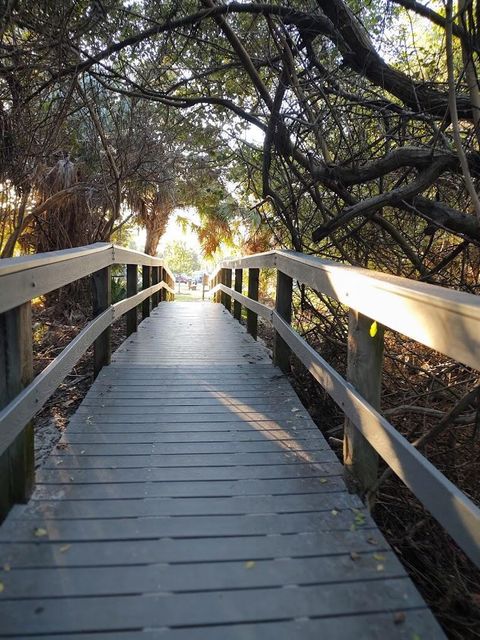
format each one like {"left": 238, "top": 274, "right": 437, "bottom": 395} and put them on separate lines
{"left": 164, "top": 240, "right": 200, "bottom": 275}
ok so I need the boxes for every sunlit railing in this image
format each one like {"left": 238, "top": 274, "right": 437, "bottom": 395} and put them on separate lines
{"left": 210, "top": 249, "right": 480, "bottom": 567}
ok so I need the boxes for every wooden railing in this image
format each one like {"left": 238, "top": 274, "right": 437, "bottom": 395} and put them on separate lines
{"left": 0, "top": 243, "right": 175, "bottom": 520}
{"left": 210, "top": 249, "right": 480, "bottom": 567}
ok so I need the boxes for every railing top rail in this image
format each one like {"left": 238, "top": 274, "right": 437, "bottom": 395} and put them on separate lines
{"left": 0, "top": 243, "right": 175, "bottom": 314}
{"left": 0, "top": 243, "right": 111, "bottom": 277}
{"left": 0, "top": 243, "right": 175, "bottom": 276}
{"left": 216, "top": 249, "right": 480, "bottom": 309}
{"left": 212, "top": 249, "right": 480, "bottom": 371}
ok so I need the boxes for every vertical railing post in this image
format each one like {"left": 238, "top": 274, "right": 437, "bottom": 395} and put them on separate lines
{"left": 159, "top": 267, "right": 165, "bottom": 302}
{"left": 273, "top": 270, "right": 293, "bottom": 373}
{"left": 142, "top": 265, "right": 151, "bottom": 319}
{"left": 247, "top": 267, "right": 259, "bottom": 340}
{"left": 220, "top": 269, "right": 226, "bottom": 307}
{"left": 126, "top": 264, "right": 138, "bottom": 337}
{"left": 152, "top": 266, "right": 159, "bottom": 308}
{"left": 92, "top": 266, "right": 111, "bottom": 378}
{"left": 214, "top": 272, "right": 220, "bottom": 303}
{"left": 343, "top": 310, "right": 384, "bottom": 499}
{"left": 233, "top": 268, "right": 243, "bottom": 321}
{"left": 166, "top": 272, "right": 173, "bottom": 301}
{"left": 223, "top": 268, "right": 232, "bottom": 313}
{"left": 0, "top": 302, "right": 34, "bottom": 521}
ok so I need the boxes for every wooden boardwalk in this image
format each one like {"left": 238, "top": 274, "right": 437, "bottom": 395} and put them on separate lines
{"left": 0, "top": 302, "right": 443, "bottom": 638}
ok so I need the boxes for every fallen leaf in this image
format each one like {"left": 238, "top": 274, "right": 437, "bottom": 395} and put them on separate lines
{"left": 376, "top": 563, "right": 385, "bottom": 572}
{"left": 34, "top": 527, "right": 48, "bottom": 538}
{"left": 373, "top": 553, "right": 385, "bottom": 561}
{"left": 244, "top": 561, "right": 256, "bottom": 569}
{"left": 331, "top": 509, "right": 339, "bottom": 516}
{"left": 367, "top": 537, "right": 379, "bottom": 546}
{"left": 0, "top": 581, "right": 4, "bottom": 593}
{"left": 3, "top": 563, "right": 11, "bottom": 572}
{"left": 393, "top": 611, "right": 406, "bottom": 625}
{"left": 354, "top": 512, "right": 366, "bottom": 526}
{"left": 291, "top": 408, "right": 300, "bottom": 413}
{"left": 319, "top": 478, "right": 328, "bottom": 484}
{"left": 350, "top": 551, "right": 360, "bottom": 561}
{"left": 370, "top": 320, "right": 378, "bottom": 337}
{"left": 59, "top": 544, "right": 71, "bottom": 553}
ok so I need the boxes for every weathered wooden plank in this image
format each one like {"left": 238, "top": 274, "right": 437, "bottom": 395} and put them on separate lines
{"left": 65, "top": 419, "right": 318, "bottom": 433}
{"left": 50, "top": 440, "right": 328, "bottom": 456}
{"left": 35, "top": 461, "right": 344, "bottom": 483}
{"left": 0, "top": 579, "right": 427, "bottom": 635}
{"left": 0, "top": 510, "right": 376, "bottom": 542}
{"left": 0, "top": 551, "right": 401, "bottom": 599}
{"left": 74, "top": 404, "right": 306, "bottom": 416}
{"left": 32, "top": 476, "right": 345, "bottom": 500}
{"left": 67, "top": 411, "right": 313, "bottom": 424}
{"left": 42, "top": 449, "right": 337, "bottom": 469}
{"left": 82, "top": 391, "right": 292, "bottom": 402}
{"left": 20, "top": 491, "right": 361, "bottom": 519}
{"left": 0, "top": 530, "right": 391, "bottom": 568}
{"left": 0, "top": 612, "right": 442, "bottom": 640}
{"left": 57, "top": 431, "right": 319, "bottom": 444}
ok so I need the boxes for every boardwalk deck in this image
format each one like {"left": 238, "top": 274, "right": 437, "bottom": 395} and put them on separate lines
{"left": 0, "top": 302, "right": 444, "bottom": 638}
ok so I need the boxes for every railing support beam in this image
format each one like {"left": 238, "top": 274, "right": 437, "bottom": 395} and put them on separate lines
{"left": 0, "top": 302, "right": 34, "bottom": 522}
{"left": 234, "top": 269, "right": 243, "bottom": 321}
{"left": 142, "top": 266, "right": 151, "bottom": 319}
{"left": 152, "top": 266, "right": 159, "bottom": 308}
{"left": 344, "top": 310, "right": 384, "bottom": 499}
{"left": 222, "top": 268, "right": 232, "bottom": 313}
{"left": 247, "top": 268, "right": 259, "bottom": 340}
{"left": 273, "top": 270, "right": 293, "bottom": 373}
{"left": 92, "top": 266, "right": 111, "bottom": 378}
{"left": 160, "top": 267, "right": 166, "bottom": 302}
{"left": 126, "top": 265, "right": 138, "bottom": 337}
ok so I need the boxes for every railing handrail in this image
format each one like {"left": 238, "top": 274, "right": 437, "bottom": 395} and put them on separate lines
{"left": 0, "top": 243, "right": 175, "bottom": 521}
{"left": 212, "top": 249, "right": 480, "bottom": 371}
{"left": 209, "top": 252, "right": 480, "bottom": 568}
{"left": 0, "top": 243, "right": 176, "bottom": 314}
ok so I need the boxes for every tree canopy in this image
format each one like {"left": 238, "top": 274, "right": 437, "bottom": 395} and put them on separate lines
{"left": 1, "top": 0, "right": 480, "bottom": 288}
